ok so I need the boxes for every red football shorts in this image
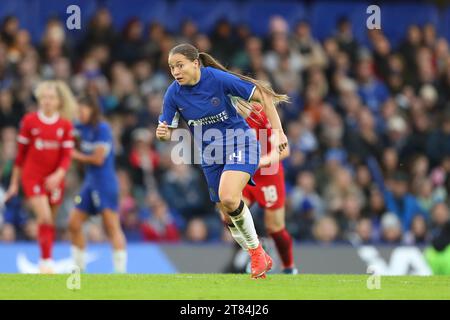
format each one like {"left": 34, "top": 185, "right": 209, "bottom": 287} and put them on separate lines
{"left": 22, "top": 176, "right": 65, "bottom": 205}
{"left": 243, "top": 165, "right": 285, "bottom": 210}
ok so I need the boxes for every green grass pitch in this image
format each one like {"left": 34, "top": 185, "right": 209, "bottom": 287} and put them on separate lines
{"left": 0, "top": 274, "right": 449, "bottom": 300}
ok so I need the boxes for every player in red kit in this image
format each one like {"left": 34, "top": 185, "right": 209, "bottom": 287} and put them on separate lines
{"left": 4, "top": 81, "right": 77, "bottom": 273}
{"left": 221, "top": 96, "right": 297, "bottom": 274}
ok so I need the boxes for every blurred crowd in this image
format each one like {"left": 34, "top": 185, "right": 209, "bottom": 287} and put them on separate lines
{"left": 1, "top": 7, "right": 450, "bottom": 246}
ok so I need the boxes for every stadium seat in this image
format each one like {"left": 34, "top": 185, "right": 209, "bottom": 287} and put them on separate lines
{"left": 310, "top": 1, "right": 370, "bottom": 44}
{"left": 240, "top": 0, "right": 306, "bottom": 36}
{"left": 102, "top": 0, "right": 169, "bottom": 30}
{"left": 0, "top": 0, "right": 31, "bottom": 38}
{"left": 437, "top": 5, "right": 450, "bottom": 43}
{"left": 0, "top": 0, "right": 98, "bottom": 44}
{"left": 33, "top": 0, "right": 98, "bottom": 43}
{"left": 169, "top": 0, "right": 240, "bottom": 34}
{"left": 380, "top": 3, "right": 440, "bottom": 48}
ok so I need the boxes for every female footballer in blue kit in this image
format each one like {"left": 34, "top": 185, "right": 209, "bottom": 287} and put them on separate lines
{"left": 156, "top": 43, "right": 289, "bottom": 279}
{"left": 68, "top": 96, "right": 127, "bottom": 273}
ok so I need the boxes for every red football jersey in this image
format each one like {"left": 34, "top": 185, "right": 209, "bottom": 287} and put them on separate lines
{"left": 15, "top": 111, "right": 74, "bottom": 179}
{"left": 243, "top": 103, "right": 286, "bottom": 209}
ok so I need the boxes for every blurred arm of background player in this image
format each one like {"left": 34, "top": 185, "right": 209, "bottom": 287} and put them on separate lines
{"left": 258, "top": 130, "right": 290, "bottom": 169}
{"left": 72, "top": 145, "right": 108, "bottom": 166}
{"left": 233, "top": 97, "right": 290, "bottom": 169}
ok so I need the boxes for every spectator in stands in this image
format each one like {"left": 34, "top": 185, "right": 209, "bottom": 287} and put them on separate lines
{"left": 399, "top": 24, "right": 422, "bottom": 84}
{"left": 81, "top": 7, "right": 117, "bottom": 54}
{"left": 288, "top": 171, "right": 324, "bottom": 241}
{"left": 349, "top": 217, "right": 374, "bottom": 245}
{"left": 426, "top": 111, "right": 450, "bottom": 167}
{"left": 383, "top": 171, "right": 427, "bottom": 231}
{"left": 264, "top": 30, "right": 303, "bottom": 74}
{"left": 430, "top": 202, "right": 450, "bottom": 237}
{"left": 404, "top": 214, "right": 429, "bottom": 245}
{"left": 185, "top": 218, "right": 208, "bottom": 243}
{"left": 380, "top": 212, "right": 403, "bottom": 244}
{"left": 290, "top": 20, "right": 327, "bottom": 70}
{"left": 381, "top": 147, "right": 399, "bottom": 178}
{"left": 139, "top": 192, "right": 181, "bottom": 242}
{"left": 160, "top": 163, "right": 210, "bottom": 222}
{"left": 114, "top": 18, "right": 144, "bottom": 65}
{"left": 117, "top": 169, "right": 140, "bottom": 240}
{"left": 334, "top": 16, "right": 359, "bottom": 64}
{"left": 210, "top": 19, "right": 235, "bottom": 66}
{"left": 356, "top": 55, "right": 390, "bottom": 117}
{"left": 324, "top": 165, "right": 365, "bottom": 215}
{"left": 176, "top": 19, "right": 199, "bottom": 45}
{"left": 39, "top": 18, "right": 71, "bottom": 66}
{"left": 312, "top": 216, "right": 340, "bottom": 244}
{"left": 0, "top": 16, "right": 19, "bottom": 47}
{"left": 401, "top": 112, "right": 431, "bottom": 161}
{"left": 414, "top": 177, "right": 436, "bottom": 216}
{"left": 289, "top": 171, "right": 324, "bottom": 217}
{"left": 344, "top": 107, "right": 385, "bottom": 162}
{"left": 128, "top": 128, "right": 160, "bottom": 190}
{"left": 0, "top": 89, "right": 24, "bottom": 129}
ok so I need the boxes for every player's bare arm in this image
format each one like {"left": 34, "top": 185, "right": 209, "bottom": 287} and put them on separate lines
{"left": 250, "top": 89, "right": 288, "bottom": 153}
{"left": 72, "top": 146, "right": 107, "bottom": 166}
{"left": 4, "top": 166, "right": 21, "bottom": 202}
{"left": 258, "top": 137, "right": 290, "bottom": 169}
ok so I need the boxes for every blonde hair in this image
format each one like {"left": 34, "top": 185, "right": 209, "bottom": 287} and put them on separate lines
{"left": 34, "top": 80, "right": 77, "bottom": 121}
{"left": 169, "top": 43, "right": 290, "bottom": 106}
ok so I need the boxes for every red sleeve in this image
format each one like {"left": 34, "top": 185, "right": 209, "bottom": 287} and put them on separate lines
{"left": 140, "top": 223, "right": 160, "bottom": 241}
{"left": 14, "top": 115, "right": 31, "bottom": 167}
{"left": 165, "top": 223, "right": 180, "bottom": 242}
{"left": 129, "top": 150, "right": 140, "bottom": 168}
{"left": 151, "top": 149, "right": 160, "bottom": 169}
{"left": 59, "top": 121, "right": 74, "bottom": 171}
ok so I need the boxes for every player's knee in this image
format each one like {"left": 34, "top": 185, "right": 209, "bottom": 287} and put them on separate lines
{"left": 68, "top": 219, "right": 82, "bottom": 234}
{"left": 265, "top": 217, "right": 285, "bottom": 234}
{"left": 219, "top": 194, "right": 240, "bottom": 213}
{"left": 103, "top": 215, "right": 122, "bottom": 237}
{"left": 68, "top": 215, "right": 83, "bottom": 234}
{"left": 266, "top": 224, "right": 284, "bottom": 234}
{"left": 105, "top": 222, "right": 120, "bottom": 237}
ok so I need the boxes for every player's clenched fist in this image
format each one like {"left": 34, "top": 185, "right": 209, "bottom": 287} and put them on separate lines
{"left": 156, "top": 121, "right": 171, "bottom": 141}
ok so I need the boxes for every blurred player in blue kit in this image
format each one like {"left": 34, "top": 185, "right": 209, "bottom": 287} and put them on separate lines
{"left": 68, "top": 96, "right": 127, "bottom": 273}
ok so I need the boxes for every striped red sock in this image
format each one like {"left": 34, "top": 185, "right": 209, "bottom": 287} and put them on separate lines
{"left": 270, "top": 228, "right": 294, "bottom": 269}
{"left": 38, "top": 224, "right": 55, "bottom": 259}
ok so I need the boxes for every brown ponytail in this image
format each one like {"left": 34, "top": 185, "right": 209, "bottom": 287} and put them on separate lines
{"left": 169, "top": 43, "right": 289, "bottom": 106}
{"left": 78, "top": 95, "right": 102, "bottom": 126}
{"left": 197, "top": 51, "right": 289, "bottom": 105}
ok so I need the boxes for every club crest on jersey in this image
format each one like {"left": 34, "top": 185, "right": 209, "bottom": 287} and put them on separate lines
{"left": 211, "top": 97, "right": 220, "bottom": 107}
{"left": 33, "top": 185, "right": 41, "bottom": 194}
{"left": 57, "top": 128, "right": 64, "bottom": 138}
{"left": 31, "top": 128, "right": 40, "bottom": 136}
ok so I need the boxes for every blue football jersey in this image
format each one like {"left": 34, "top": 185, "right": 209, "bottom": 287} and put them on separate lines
{"left": 74, "top": 121, "right": 117, "bottom": 185}
{"left": 158, "top": 67, "right": 258, "bottom": 164}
